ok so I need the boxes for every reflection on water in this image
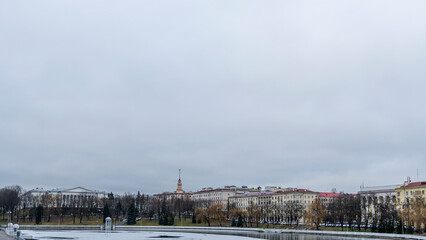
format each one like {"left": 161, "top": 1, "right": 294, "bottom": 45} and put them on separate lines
{"left": 23, "top": 230, "right": 389, "bottom": 240}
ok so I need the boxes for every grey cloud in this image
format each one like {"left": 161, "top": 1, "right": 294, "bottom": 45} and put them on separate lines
{"left": 1, "top": 1, "right": 426, "bottom": 194}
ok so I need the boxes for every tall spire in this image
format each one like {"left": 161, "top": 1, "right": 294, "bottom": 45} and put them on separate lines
{"left": 176, "top": 169, "right": 183, "bottom": 194}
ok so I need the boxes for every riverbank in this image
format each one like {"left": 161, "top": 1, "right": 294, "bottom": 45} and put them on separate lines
{"left": 5, "top": 217, "right": 421, "bottom": 235}
{"left": 14, "top": 225, "right": 426, "bottom": 240}
{"left": 0, "top": 230, "right": 15, "bottom": 240}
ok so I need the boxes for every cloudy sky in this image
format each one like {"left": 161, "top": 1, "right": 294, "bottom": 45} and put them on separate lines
{"left": 1, "top": 1, "right": 425, "bottom": 194}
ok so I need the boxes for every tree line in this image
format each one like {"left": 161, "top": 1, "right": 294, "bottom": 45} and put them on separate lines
{"left": 0, "top": 186, "right": 195, "bottom": 226}
{"left": 305, "top": 194, "right": 425, "bottom": 234}
{"left": 1, "top": 186, "right": 424, "bottom": 233}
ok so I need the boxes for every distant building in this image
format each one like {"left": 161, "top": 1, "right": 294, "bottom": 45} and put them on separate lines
{"left": 264, "top": 186, "right": 282, "bottom": 192}
{"left": 318, "top": 192, "right": 341, "bottom": 208}
{"left": 229, "top": 191, "right": 276, "bottom": 210}
{"left": 358, "top": 184, "right": 398, "bottom": 222}
{"left": 154, "top": 169, "right": 190, "bottom": 200}
{"left": 22, "top": 186, "right": 106, "bottom": 208}
{"left": 229, "top": 188, "right": 319, "bottom": 223}
{"left": 272, "top": 189, "right": 319, "bottom": 211}
{"left": 395, "top": 180, "right": 426, "bottom": 230}
{"left": 191, "top": 185, "right": 260, "bottom": 207}
{"left": 395, "top": 180, "right": 426, "bottom": 207}
{"left": 318, "top": 192, "right": 342, "bottom": 222}
{"left": 191, "top": 188, "right": 237, "bottom": 207}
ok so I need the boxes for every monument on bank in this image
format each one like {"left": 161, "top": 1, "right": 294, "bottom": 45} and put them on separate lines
{"left": 105, "top": 217, "right": 112, "bottom": 233}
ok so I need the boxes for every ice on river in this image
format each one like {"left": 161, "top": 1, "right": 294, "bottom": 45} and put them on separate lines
{"left": 22, "top": 230, "right": 260, "bottom": 240}
{"left": 20, "top": 230, "right": 392, "bottom": 240}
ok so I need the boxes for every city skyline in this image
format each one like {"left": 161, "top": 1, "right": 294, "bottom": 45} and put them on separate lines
{"left": 1, "top": 1, "right": 426, "bottom": 194}
{"left": 7, "top": 172, "right": 425, "bottom": 196}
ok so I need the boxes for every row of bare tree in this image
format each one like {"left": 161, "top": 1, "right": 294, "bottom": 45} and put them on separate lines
{"left": 193, "top": 194, "right": 424, "bottom": 233}
{"left": 307, "top": 194, "right": 425, "bottom": 233}
{"left": 1, "top": 186, "right": 424, "bottom": 232}
{"left": 0, "top": 186, "right": 21, "bottom": 222}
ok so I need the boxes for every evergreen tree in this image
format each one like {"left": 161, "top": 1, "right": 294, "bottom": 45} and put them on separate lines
{"left": 386, "top": 219, "right": 395, "bottom": 233}
{"left": 168, "top": 212, "right": 175, "bottom": 225}
{"left": 136, "top": 191, "right": 141, "bottom": 211}
{"left": 116, "top": 202, "right": 122, "bottom": 218}
{"left": 407, "top": 224, "right": 415, "bottom": 234}
{"left": 378, "top": 219, "right": 386, "bottom": 233}
{"left": 127, "top": 203, "right": 137, "bottom": 225}
{"left": 371, "top": 218, "right": 377, "bottom": 232}
{"left": 36, "top": 205, "right": 44, "bottom": 225}
{"left": 231, "top": 218, "right": 236, "bottom": 227}
{"left": 159, "top": 199, "right": 172, "bottom": 226}
{"left": 192, "top": 214, "right": 196, "bottom": 224}
{"left": 396, "top": 218, "right": 404, "bottom": 234}
{"left": 162, "top": 212, "right": 167, "bottom": 225}
{"left": 161, "top": 211, "right": 168, "bottom": 225}
{"left": 103, "top": 204, "right": 111, "bottom": 223}
{"left": 237, "top": 215, "right": 244, "bottom": 227}
{"left": 158, "top": 208, "right": 175, "bottom": 226}
{"left": 30, "top": 204, "right": 36, "bottom": 222}
{"left": 108, "top": 192, "right": 114, "bottom": 200}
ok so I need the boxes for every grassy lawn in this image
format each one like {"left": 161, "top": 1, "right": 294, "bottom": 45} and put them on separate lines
{"left": 1, "top": 217, "right": 219, "bottom": 227}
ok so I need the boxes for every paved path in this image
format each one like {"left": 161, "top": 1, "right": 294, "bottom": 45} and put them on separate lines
{"left": 0, "top": 230, "right": 14, "bottom": 240}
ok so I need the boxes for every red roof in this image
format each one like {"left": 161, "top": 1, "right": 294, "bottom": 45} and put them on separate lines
{"left": 405, "top": 181, "right": 426, "bottom": 188}
{"left": 274, "top": 189, "right": 315, "bottom": 194}
{"left": 319, "top": 192, "right": 341, "bottom": 198}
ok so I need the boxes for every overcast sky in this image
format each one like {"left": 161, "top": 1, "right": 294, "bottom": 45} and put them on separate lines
{"left": 1, "top": 1, "right": 426, "bottom": 195}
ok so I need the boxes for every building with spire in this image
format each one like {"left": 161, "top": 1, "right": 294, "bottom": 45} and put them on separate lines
{"left": 175, "top": 169, "right": 184, "bottom": 194}
{"left": 154, "top": 169, "right": 189, "bottom": 200}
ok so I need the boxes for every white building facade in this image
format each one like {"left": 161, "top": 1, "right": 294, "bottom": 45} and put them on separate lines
{"left": 358, "top": 184, "right": 398, "bottom": 222}
{"left": 191, "top": 186, "right": 260, "bottom": 207}
{"left": 229, "top": 189, "right": 319, "bottom": 223}
{"left": 23, "top": 187, "right": 106, "bottom": 208}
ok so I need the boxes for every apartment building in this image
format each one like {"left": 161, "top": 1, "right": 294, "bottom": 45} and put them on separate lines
{"left": 191, "top": 185, "right": 260, "bottom": 207}
{"left": 395, "top": 180, "right": 426, "bottom": 207}
{"left": 318, "top": 192, "right": 341, "bottom": 208}
{"left": 395, "top": 180, "right": 426, "bottom": 230}
{"left": 229, "top": 188, "right": 319, "bottom": 223}
{"left": 229, "top": 191, "right": 275, "bottom": 210}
